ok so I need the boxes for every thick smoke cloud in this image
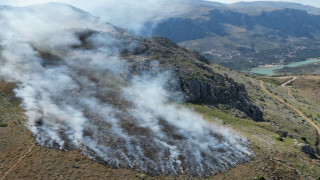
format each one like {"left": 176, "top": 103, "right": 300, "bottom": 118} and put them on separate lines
{"left": 0, "top": 2, "right": 252, "bottom": 176}
{"left": 0, "top": 0, "right": 189, "bottom": 33}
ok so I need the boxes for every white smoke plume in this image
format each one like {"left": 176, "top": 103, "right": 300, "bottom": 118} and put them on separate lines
{"left": 0, "top": 0, "right": 190, "bottom": 33}
{"left": 0, "top": 2, "right": 252, "bottom": 176}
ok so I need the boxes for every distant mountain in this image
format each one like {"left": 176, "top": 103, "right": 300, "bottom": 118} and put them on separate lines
{"left": 191, "top": 0, "right": 226, "bottom": 6}
{"left": 149, "top": 1, "right": 320, "bottom": 70}
{"left": 153, "top": 8, "right": 320, "bottom": 42}
{"left": 230, "top": 1, "right": 320, "bottom": 15}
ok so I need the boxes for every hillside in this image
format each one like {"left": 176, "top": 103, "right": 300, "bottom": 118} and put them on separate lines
{"left": 0, "top": 2, "right": 320, "bottom": 180}
{"left": 2, "top": 57, "right": 320, "bottom": 179}
{"left": 0, "top": 3, "right": 258, "bottom": 178}
{"left": 150, "top": 2, "right": 320, "bottom": 71}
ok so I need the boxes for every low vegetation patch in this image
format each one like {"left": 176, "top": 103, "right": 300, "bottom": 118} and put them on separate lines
{"left": 257, "top": 175, "right": 266, "bottom": 180}
{"left": 0, "top": 123, "right": 8, "bottom": 127}
{"left": 276, "top": 136, "right": 284, "bottom": 142}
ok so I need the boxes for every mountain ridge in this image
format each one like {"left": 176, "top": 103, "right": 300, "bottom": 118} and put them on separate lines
{"left": 230, "top": 1, "right": 320, "bottom": 15}
{"left": 150, "top": 3, "right": 320, "bottom": 71}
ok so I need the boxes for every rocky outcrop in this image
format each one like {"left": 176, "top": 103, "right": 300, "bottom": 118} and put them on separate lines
{"left": 77, "top": 31, "right": 263, "bottom": 121}
{"left": 124, "top": 36, "right": 264, "bottom": 122}
{"left": 178, "top": 71, "right": 263, "bottom": 122}
{"left": 297, "top": 143, "right": 319, "bottom": 158}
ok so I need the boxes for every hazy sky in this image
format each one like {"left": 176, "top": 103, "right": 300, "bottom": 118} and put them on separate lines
{"left": 207, "top": 0, "right": 320, "bottom": 8}
{"left": 1, "top": 0, "right": 320, "bottom": 8}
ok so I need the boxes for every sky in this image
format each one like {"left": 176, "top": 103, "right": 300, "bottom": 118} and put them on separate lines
{"left": 1, "top": 0, "right": 320, "bottom": 8}
{"left": 207, "top": 0, "right": 320, "bottom": 8}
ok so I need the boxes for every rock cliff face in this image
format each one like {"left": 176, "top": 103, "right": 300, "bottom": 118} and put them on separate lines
{"left": 178, "top": 71, "right": 263, "bottom": 122}
{"left": 119, "top": 36, "right": 264, "bottom": 122}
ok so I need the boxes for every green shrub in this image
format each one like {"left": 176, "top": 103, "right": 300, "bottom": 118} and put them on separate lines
{"left": 257, "top": 175, "right": 266, "bottom": 180}
{"left": 220, "top": 86, "right": 226, "bottom": 91}
{"left": 0, "top": 123, "right": 8, "bottom": 127}
{"left": 301, "top": 137, "right": 307, "bottom": 141}
{"left": 188, "top": 73, "right": 199, "bottom": 81}
{"left": 276, "top": 136, "right": 284, "bottom": 141}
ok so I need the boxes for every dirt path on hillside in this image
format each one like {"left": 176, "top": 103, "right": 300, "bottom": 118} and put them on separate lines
{"left": 0, "top": 145, "right": 35, "bottom": 180}
{"left": 286, "top": 87, "right": 296, "bottom": 102}
{"left": 280, "top": 77, "right": 297, "bottom": 101}
{"left": 281, "top": 76, "right": 297, "bottom": 87}
{"left": 260, "top": 80, "right": 320, "bottom": 148}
